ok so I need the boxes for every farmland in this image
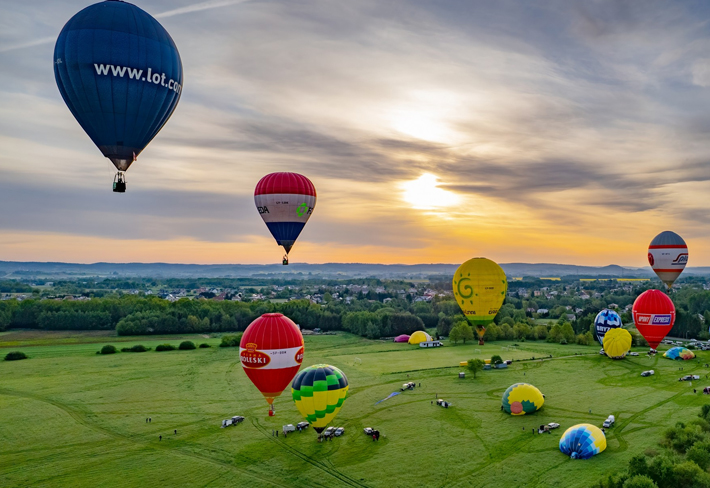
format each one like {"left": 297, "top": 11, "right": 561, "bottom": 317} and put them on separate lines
{"left": 1, "top": 331, "right": 707, "bottom": 487}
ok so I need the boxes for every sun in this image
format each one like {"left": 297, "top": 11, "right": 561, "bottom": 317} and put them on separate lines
{"left": 401, "top": 173, "right": 461, "bottom": 210}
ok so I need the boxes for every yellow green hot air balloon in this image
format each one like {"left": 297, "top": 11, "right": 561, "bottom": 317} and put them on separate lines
{"left": 291, "top": 364, "right": 349, "bottom": 433}
{"left": 603, "top": 328, "right": 632, "bottom": 359}
{"left": 453, "top": 257, "right": 507, "bottom": 344}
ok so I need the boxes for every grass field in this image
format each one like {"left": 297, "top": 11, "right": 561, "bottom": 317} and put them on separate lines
{"left": 1, "top": 331, "right": 708, "bottom": 487}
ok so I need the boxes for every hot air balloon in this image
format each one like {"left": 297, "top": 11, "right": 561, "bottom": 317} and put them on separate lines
{"left": 239, "top": 313, "right": 304, "bottom": 415}
{"left": 501, "top": 383, "right": 544, "bottom": 415}
{"left": 452, "top": 258, "right": 507, "bottom": 345}
{"left": 54, "top": 1, "right": 183, "bottom": 193}
{"left": 291, "top": 364, "right": 349, "bottom": 435}
{"left": 663, "top": 347, "right": 695, "bottom": 360}
{"left": 602, "top": 328, "right": 632, "bottom": 359}
{"left": 559, "top": 424, "right": 606, "bottom": 459}
{"left": 594, "top": 309, "right": 622, "bottom": 346}
{"left": 633, "top": 290, "right": 675, "bottom": 352}
{"left": 408, "top": 331, "right": 432, "bottom": 344}
{"left": 648, "top": 231, "right": 688, "bottom": 288}
{"left": 254, "top": 173, "right": 316, "bottom": 265}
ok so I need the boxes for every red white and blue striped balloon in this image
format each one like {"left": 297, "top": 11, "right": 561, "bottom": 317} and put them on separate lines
{"left": 647, "top": 231, "right": 688, "bottom": 288}
{"left": 254, "top": 172, "right": 316, "bottom": 255}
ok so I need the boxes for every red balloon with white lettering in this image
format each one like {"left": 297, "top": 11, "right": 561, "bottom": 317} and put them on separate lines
{"left": 632, "top": 289, "right": 676, "bottom": 351}
{"left": 240, "top": 313, "right": 304, "bottom": 414}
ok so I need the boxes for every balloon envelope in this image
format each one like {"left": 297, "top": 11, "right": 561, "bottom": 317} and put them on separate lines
{"left": 452, "top": 258, "right": 507, "bottom": 326}
{"left": 663, "top": 347, "right": 695, "bottom": 360}
{"left": 291, "top": 364, "right": 349, "bottom": 433}
{"left": 255, "top": 173, "right": 316, "bottom": 255}
{"left": 632, "top": 290, "right": 675, "bottom": 350}
{"left": 648, "top": 231, "right": 688, "bottom": 288}
{"left": 54, "top": 1, "right": 182, "bottom": 171}
{"left": 560, "top": 424, "right": 606, "bottom": 459}
{"left": 501, "top": 383, "right": 544, "bottom": 415}
{"left": 594, "top": 309, "right": 622, "bottom": 346}
{"left": 240, "top": 313, "right": 304, "bottom": 406}
{"left": 408, "top": 331, "right": 432, "bottom": 344}
{"left": 394, "top": 334, "right": 410, "bottom": 343}
{"left": 603, "top": 328, "right": 632, "bottom": 359}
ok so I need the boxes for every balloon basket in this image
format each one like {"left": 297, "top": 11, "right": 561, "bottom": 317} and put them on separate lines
{"left": 478, "top": 340, "right": 485, "bottom": 346}
{"left": 268, "top": 410, "right": 274, "bottom": 417}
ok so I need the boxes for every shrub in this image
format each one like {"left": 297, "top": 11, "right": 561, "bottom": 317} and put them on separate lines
{"left": 490, "top": 355, "right": 503, "bottom": 365}
{"left": 4, "top": 351, "right": 27, "bottom": 361}
{"left": 622, "top": 475, "right": 657, "bottom": 488}
{"left": 100, "top": 345, "right": 118, "bottom": 355}
{"left": 220, "top": 333, "right": 242, "bottom": 347}
{"left": 155, "top": 344, "right": 176, "bottom": 351}
{"left": 199, "top": 343, "right": 211, "bottom": 348}
{"left": 121, "top": 345, "right": 150, "bottom": 352}
{"left": 179, "top": 341, "right": 196, "bottom": 350}
{"left": 560, "top": 338, "right": 568, "bottom": 345}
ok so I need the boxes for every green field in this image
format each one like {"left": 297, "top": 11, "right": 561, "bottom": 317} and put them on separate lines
{"left": 1, "top": 332, "right": 708, "bottom": 487}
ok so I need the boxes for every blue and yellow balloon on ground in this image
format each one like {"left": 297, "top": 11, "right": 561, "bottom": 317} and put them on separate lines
{"left": 501, "top": 383, "right": 544, "bottom": 415}
{"left": 664, "top": 347, "right": 695, "bottom": 360}
{"left": 560, "top": 424, "right": 606, "bottom": 459}
{"left": 291, "top": 364, "right": 349, "bottom": 433}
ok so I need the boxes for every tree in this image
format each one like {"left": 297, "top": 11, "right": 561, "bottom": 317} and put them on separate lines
{"left": 449, "top": 326, "right": 462, "bottom": 344}
{"left": 467, "top": 358, "right": 484, "bottom": 378}
{"left": 460, "top": 323, "right": 474, "bottom": 344}
{"left": 622, "top": 475, "right": 657, "bottom": 488}
{"left": 490, "top": 355, "right": 503, "bottom": 365}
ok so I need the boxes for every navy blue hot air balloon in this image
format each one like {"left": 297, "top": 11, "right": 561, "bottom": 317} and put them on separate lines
{"left": 594, "top": 309, "right": 622, "bottom": 346}
{"left": 54, "top": 0, "right": 183, "bottom": 192}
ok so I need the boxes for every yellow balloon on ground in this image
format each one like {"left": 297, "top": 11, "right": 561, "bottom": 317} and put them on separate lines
{"left": 603, "top": 328, "right": 632, "bottom": 359}
{"left": 409, "top": 330, "right": 432, "bottom": 344}
{"left": 453, "top": 258, "right": 507, "bottom": 326}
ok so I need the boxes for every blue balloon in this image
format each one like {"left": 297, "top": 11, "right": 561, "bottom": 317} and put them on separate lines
{"left": 54, "top": 0, "right": 182, "bottom": 176}
{"left": 559, "top": 424, "right": 606, "bottom": 459}
{"left": 594, "top": 309, "right": 622, "bottom": 346}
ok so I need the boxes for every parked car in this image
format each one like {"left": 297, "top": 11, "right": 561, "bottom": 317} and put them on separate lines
{"left": 400, "top": 382, "right": 416, "bottom": 391}
{"left": 641, "top": 370, "right": 654, "bottom": 377}
{"left": 296, "top": 421, "right": 309, "bottom": 430}
{"left": 323, "top": 427, "right": 336, "bottom": 437}
{"left": 334, "top": 427, "right": 345, "bottom": 437}
{"left": 232, "top": 416, "right": 245, "bottom": 424}
{"left": 680, "top": 375, "right": 700, "bottom": 381}
{"left": 603, "top": 415, "right": 615, "bottom": 428}
{"left": 547, "top": 423, "right": 560, "bottom": 429}
{"left": 364, "top": 427, "right": 373, "bottom": 435}
{"left": 436, "top": 399, "right": 451, "bottom": 408}
{"left": 628, "top": 352, "right": 639, "bottom": 356}
{"left": 283, "top": 424, "right": 296, "bottom": 433}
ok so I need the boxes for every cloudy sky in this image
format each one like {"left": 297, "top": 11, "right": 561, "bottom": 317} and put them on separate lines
{"left": 2, "top": 0, "right": 710, "bottom": 266}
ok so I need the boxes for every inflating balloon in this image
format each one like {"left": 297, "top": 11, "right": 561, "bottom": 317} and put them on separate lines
{"left": 501, "top": 383, "right": 544, "bottom": 415}
{"left": 255, "top": 172, "right": 316, "bottom": 265}
{"left": 291, "top": 364, "right": 348, "bottom": 433}
{"left": 594, "top": 309, "right": 622, "bottom": 346}
{"left": 648, "top": 231, "right": 688, "bottom": 288}
{"left": 240, "top": 314, "right": 304, "bottom": 415}
{"left": 632, "top": 290, "right": 676, "bottom": 351}
{"left": 452, "top": 258, "right": 507, "bottom": 345}
{"left": 560, "top": 424, "right": 606, "bottom": 459}
{"left": 663, "top": 347, "right": 695, "bottom": 360}
{"left": 54, "top": 0, "right": 183, "bottom": 192}
{"left": 602, "top": 328, "right": 632, "bottom": 359}
{"left": 408, "top": 331, "right": 432, "bottom": 344}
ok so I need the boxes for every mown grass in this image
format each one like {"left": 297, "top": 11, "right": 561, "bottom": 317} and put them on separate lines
{"left": 0, "top": 332, "right": 708, "bottom": 487}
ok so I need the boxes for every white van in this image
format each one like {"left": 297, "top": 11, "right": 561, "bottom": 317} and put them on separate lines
{"left": 603, "top": 415, "right": 615, "bottom": 428}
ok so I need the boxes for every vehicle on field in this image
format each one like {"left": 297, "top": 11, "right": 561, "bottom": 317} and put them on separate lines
{"left": 548, "top": 422, "right": 560, "bottom": 429}
{"left": 628, "top": 352, "right": 639, "bottom": 356}
{"left": 323, "top": 426, "right": 336, "bottom": 437}
{"left": 364, "top": 427, "right": 373, "bottom": 435}
{"left": 401, "top": 382, "right": 416, "bottom": 391}
{"left": 641, "top": 370, "right": 654, "bottom": 377}
{"left": 679, "top": 375, "right": 700, "bottom": 381}
{"left": 334, "top": 427, "right": 345, "bottom": 436}
{"left": 283, "top": 424, "right": 296, "bottom": 434}
{"left": 436, "top": 399, "right": 451, "bottom": 408}
{"left": 297, "top": 421, "right": 309, "bottom": 430}
{"left": 419, "top": 340, "right": 443, "bottom": 348}
{"left": 221, "top": 415, "right": 245, "bottom": 428}
{"left": 603, "top": 415, "right": 615, "bottom": 428}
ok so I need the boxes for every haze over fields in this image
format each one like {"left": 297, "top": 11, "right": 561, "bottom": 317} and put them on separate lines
{"left": 3, "top": 1, "right": 710, "bottom": 265}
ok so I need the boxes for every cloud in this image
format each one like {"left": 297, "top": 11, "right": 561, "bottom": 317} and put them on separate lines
{"left": 0, "top": 36, "right": 54, "bottom": 54}
{"left": 155, "top": 0, "right": 251, "bottom": 19}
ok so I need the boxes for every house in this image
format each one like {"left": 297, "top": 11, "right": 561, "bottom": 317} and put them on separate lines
{"left": 537, "top": 309, "right": 549, "bottom": 315}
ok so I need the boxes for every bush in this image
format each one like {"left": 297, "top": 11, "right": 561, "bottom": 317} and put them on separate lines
{"left": 99, "top": 345, "right": 118, "bottom": 355}
{"left": 155, "top": 344, "right": 176, "bottom": 351}
{"left": 560, "top": 338, "right": 568, "bottom": 345}
{"left": 622, "top": 475, "right": 657, "bottom": 488}
{"left": 220, "top": 334, "right": 242, "bottom": 347}
{"left": 4, "top": 351, "right": 27, "bottom": 361}
{"left": 121, "top": 345, "right": 150, "bottom": 352}
{"left": 179, "top": 341, "right": 196, "bottom": 350}
{"left": 199, "top": 343, "right": 211, "bottom": 348}
{"left": 490, "top": 355, "right": 503, "bottom": 365}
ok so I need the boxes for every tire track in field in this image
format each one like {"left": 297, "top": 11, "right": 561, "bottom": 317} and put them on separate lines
{"left": 0, "top": 388, "right": 290, "bottom": 488}
{"left": 251, "top": 417, "right": 368, "bottom": 488}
